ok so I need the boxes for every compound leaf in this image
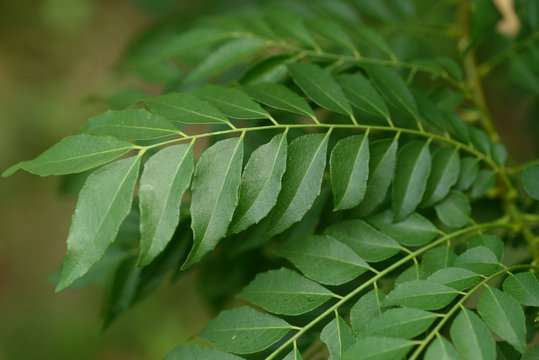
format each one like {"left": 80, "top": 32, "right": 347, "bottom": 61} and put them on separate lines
{"left": 454, "top": 246, "right": 499, "bottom": 275}
{"left": 164, "top": 345, "right": 244, "bottom": 360}
{"left": 456, "top": 157, "right": 479, "bottom": 190}
{"left": 522, "top": 165, "right": 539, "bottom": 200}
{"left": 424, "top": 337, "right": 462, "bottom": 360}
{"left": 350, "top": 288, "right": 386, "bottom": 335}
{"left": 427, "top": 267, "right": 480, "bottom": 291}
{"left": 337, "top": 73, "right": 390, "bottom": 121}
{"left": 470, "top": 169, "right": 495, "bottom": 198}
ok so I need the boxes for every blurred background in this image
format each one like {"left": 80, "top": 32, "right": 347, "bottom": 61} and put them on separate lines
{"left": 0, "top": 0, "right": 537, "bottom": 359}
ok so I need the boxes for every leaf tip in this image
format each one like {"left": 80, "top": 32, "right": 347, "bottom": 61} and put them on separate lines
{"left": 2, "top": 163, "right": 23, "bottom": 177}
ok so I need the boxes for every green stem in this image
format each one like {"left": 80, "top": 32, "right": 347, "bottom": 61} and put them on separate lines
{"left": 408, "top": 263, "right": 539, "bottom": 359}
{"left": 265, "top": 221, "right": 513, "bottom": 360}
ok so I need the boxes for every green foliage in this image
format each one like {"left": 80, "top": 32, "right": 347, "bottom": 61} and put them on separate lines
{"left": 3, "top": 0, "right": 539, "bottom": 359}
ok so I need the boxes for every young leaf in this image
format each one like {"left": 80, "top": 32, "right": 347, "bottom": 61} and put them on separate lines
{"left": 164, "top": 345, "right": 244, "bottom": 360}
{"left": 81, "top": 109, "right": 180, "bottom": 140}
{"left": 184, "top": 38, "right": 265, "bottom": 83}
{"left": 367, "top": 209, "right": 437, "bottom": 247}
{"left": 238, "top": 268, "right": 335, "bottom": 315}
{"left": 383, "top": 280, "right": 459, "bottom": 310}
{"left": 360, "top": 307, "right": 438, "bottom": 339}
{"left": 427, "top": 267, "right": 480, "bottom": 291}
{"left": 325, "top": 220, "right": 402, "bottom": 262}
{"left": 194, "top": 84, "right": 271, "bottom": 120}
{"left": 477, "top": 287, "right": 526, "bottom": 353}
{"left": 3, "top": 134, "right": 134, "bottom": 177}
{"left": 522, "top": 165, "right": 539, "bottom": 200}
{"left": 336, "top": 73, "right": 391, "bottom": 121}
{"left": 424, "top": 336, "right": 463, "bottom": 360}
{"left": 243, "top": 82, "right": 315, "bottom": 119}
{"left": 392, "top": 141, "right": 431, "bottom": 221}
{"left": 434, "top": 190, "right": 471, "bottom": 228}
{"left": 145, "top": 93, "right": 228, "bottom": 124}
{"left": 454, "top": 246, "right": 499, "bottom": 275}
{"left": 355, "top": 137, "right": 398, "bottom": 216}
{"left": 56, "top": 156, "right": 141, "bottom": 291}
{"left": 275, "top": 234, "right": 369, "bottom": 285}
{"left": 342, "top": 337, "right": 414, "bottom": 360}
{"left": 422, "top": 147, "right": 460, "bottom": 207}
{"left": 183, "top": 137, "right": 243, "bottom": 268}
{"left": 230, "top": 133, "right": 287, "bottom": 234}
{"left": 450, "top": 308, "right": 496, "bottom": 360}
{"left": 350, "top": 288, "right": 386, "bottom": 335}
{"left": 422, "top": 247, "right": 457, "bottom": 274}
{"left": 470, "top": 169, "right": 495, "bottom": 199}
{"left": 138, "top": 144, "right": 194, "bottom": 267}
{"left": 199, "top": 306, "right": 291, "bottom": 354}
{"left": 321, "top": 315, "right": 355, "bottom": 360}
{"left": 456, "top": 157, "right": 479, "bottom": 190}
{"left": 264, "top": 133, "right": 328, "bottom": 239}
{"left": 503, "top": 272, "right": 539, "bottom": 306}
{"left": 363, "top": 64, "right": 421, "bottom": 122}
{"left": 288, "top": 63, "right": 353, "bottom": 116}
{"left": 330, "top": 134, "right": 370, "bottom": 210}
{"left": 468, "top": 234, "right": 504, "bottom": 262}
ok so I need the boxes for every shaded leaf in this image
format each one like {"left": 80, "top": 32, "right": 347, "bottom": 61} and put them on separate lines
{"left": 330, "top": 134, "right": 370, "bottom": 210}
{"left": 450, "top": 308, "right": 496, "bottom": 360}
{"left": 283, "top": 348, "right": 302, "bottom": 360}
{"left": 424, "top": 337, "right": 463, "bottom": 360}
{"left": 470, "top": 169, "right": 495, "bottom": 198}
{"left": 138, "top": 144, "right": 193, "bottom": 267}
{"left": 503, "top": 272, "right": 539, "bottom": 306}
{"left": 183, "top": 138, "right": 243, "bottom": 268}
{"left": 342, "top": 337, "right": 414, "bottom": 360}
{"left": 422, "top": 247, "right": 457, "bottom": 274}
{"left": 468, "top": 234, "right": 504, "bottom": 262}
{"left": 321, "top": 315, "right": 355, "bottom": 360}
{"left": 470, "top": 127, "right": 491, "bottom": 155}
{"left": 423, "top": 147, "right": 460, "bottom": 207}
{"left": 164, "top": 345, "right": 244, "bottom": 360}
{"left": 145, "top": 93, "right": 228, "bottom": 124}
{"left": 81, "top": 109, "right": 179, "bottom": 140}
{"left": 267, "top": 10, "right": 318, "bottom": 49}
{"left": 356, "top": 27, "right": 394, "bottom": 58}
{"left": 435, "top": 190, "right": 471, "bottom": 228}
{"left": 325, "top": 220, "right": 402, "bottom": 262}
{"left": 360, "top": 307, "right": 437, "bottom": 339}
{"left": 276, "top": 234, "right": 369, "bottom": 285}
{"left": 350, "top": 288, "right": 386, "bottom": 334}
{"left": 491, "top": 142, "right": 508, "bottom": 165}
{"left": 456, "top": 157, "right": 479, "bottom": 191}
{"left": 477, "top": 287, "right": 526, "bottom": 353}
{"left": 307, "top": 17, "right": 357, "bottom": 52}
{"left": 337, "top": 73, "right": 390, "bottom": 121}
{"left": 199, "top": 306, "right": 291, "bottom": 354}
{"left": 522, "top": 165, "right": 539, "bottom": 200}
{"left": 264, "top": 133, "right": 328, "bottom": 238}
{"left": 522, "top": 344, "right": 539, "bottom": 360}
{"left": 238, "top": 268, "right": 335, "bottom": 315}
{"left": 244, "top": 82, "right": 315, "bottom": 119}
{"left": 392, "top": 141, "right": 431, "bottom": 221}
{"left": 162, "top": 27, "right": 236, "bottom": 57}
{"left": 444, "top": 114, "right": 470, "bottom": 143}
{"left": 3, "top": 134, "right": 134, "bottom": 177}
{"left": 367, "top": 209, "right": 437, "bottom": 247}
{"left": 454, "top": 246, "right": 499, "bottom": 275}
{"left": 427, "top": 267, "right": 481, "bottom": 291}
{"left": 230, "top": 133, "right": 287, "bottom": 234}
{"left": 383, "top": 280, "right": 459, "bottom": 310}
{"left": 56, "top": 156, "right": 140, "bottom": 291}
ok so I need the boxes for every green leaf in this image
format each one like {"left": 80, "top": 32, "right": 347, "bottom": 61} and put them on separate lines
{"left": 288, "top": 63, "right": 353, "bottom": 116}
{"left": 342, "top": 337, "right": 414, "bottom": 360}
{"left": 276, "top": 234, "right": 369, "bottom": 285}
{"left": 267, "top": 10, "right": 318, "bottom": 50}
{"left": 283, "top": 348, "right": 302, "bottom": 360}
{"left": 444, "top": 114, "right": 470, "bottom": 143}
{"left": 184, "top": 37, "right": 265, "bottom": 83}
{"left": 164, "top": 345, "right": 244, "bottom": 360}
{"left": 470, "top": 127, "right": 491, "bottom": 155}
{"left": 194, "top": 84, "right": 271, "bottom": 120}
{"left": 450, "top": 308, "right": 496, "bottom": 360}
{"left": 422, "top": 147, "right": 460, "bottom": 207}
{"left": 321, "top": 315, "right": 356, "bottom": 360}
{"left": 470, "top": 169, "right": 495, "bottom": 198}
{"left": 427, "top": 267, "right": 481, "bottom": 291}
{"left": 238, "top": 268, "right": 335, "bottom": 315}
{"left": 199, "top": 306, "right": 291, "bottom": 354}
{"left": 454, "top": 246, "right": 499, "bottom": 275}
{"left": 367, "top": 209, "right": 437, "bottom": 247}
{"left": 243, "top": 82, "right": 315, "bottom": 119}
{"left": 56, "top": 156, "right": 141, "bottom": 291}
{"left": 468, "top": 234, "right": 504, "bottom": 262}
{"left": 350, "top": 288, "right": 386, "bottom": 335}
{"left": 162, "top": 27, "right": 236, "bottom": 57}
{"left": 336, "top": 73, "right": 390, "bottom": 121}
{"left": 383, "top": 280, "right": 459, "bottom": 310}
{"left": 363, "top": 64, "right": 421, "bottom": 122}
{"left": 81, "top": 109, "right": 180, "bottom": 140}
{"left": 360, "top": 307, "right": 437, "bottom": 339}
{"left": 395, "top": 265, "right": 428, "bottom": 285}
{"left": 392, "top": 141, "right": 431, "bottom": 221}
{"left": 356, "top": 27, "right": 395, "bottom": 58}
{"left": 491, "top": 142, "right": 508, "bottom": 165}
{"left": 522, "top": 165, "right": 539, "bottom": 200}
{"left": 264, "top": 133, "right": 328, "bottom": 239}
{"left": 503, "top": 272, "right": 539, "bottom": 306}
{"left": 3, "top": 134, "right": 134, "bottom": 177}
{"left": 424, "top": 337, "right": 463, "bottom": 360}
{"left": 330, "top": 135, "right": 370, "bottom": 210}
{"left": 306, "top": 17, "right": 357, "bottom": 53}
{"left": 325, "top": 220, "right": 402, "bottom": 262}
{"left": 145, "top": 93, "right": 228, "bottom": 124}
{"left": 477, "top": 287, "right": 526, "bottom": 353}
{"left": 183, "top": 137, "right": 243, "bottom": 268}
{"left": 422, "top": 247, "right": 457, "bottom": 274}
{"left": 456, "top": 157, "right": 479, "bottom": 191}
{"left": 138, "top": 144, "right": 194, "bottom": 267}
{"left": 434, "top": 190, "right": 471, "bottom": 228}
{"left": 355, "top": 138, "right": 398, "bottom": 216}
{"left": 230, "top": 133, "right": 287, "bottom": 234}
{"left": 522, "top": 344, "right": 539, "bottom": 360}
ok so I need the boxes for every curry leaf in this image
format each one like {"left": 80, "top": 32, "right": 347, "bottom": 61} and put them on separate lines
{"left": 503, "top": 272, "right": 539, "bottom": 306}
{"left": 321, "top": 315, "right": 356, "bottom": 360}
{"left": 450, "top": 308, "right": 496, "bottom": 360}
{"left": 145, "top": 93, "right": 228, "bottom": 124}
